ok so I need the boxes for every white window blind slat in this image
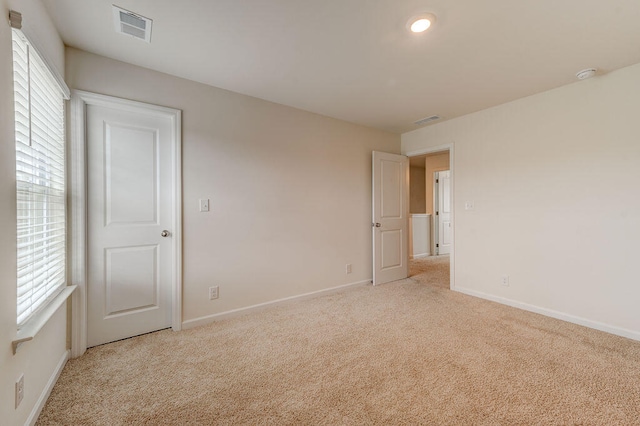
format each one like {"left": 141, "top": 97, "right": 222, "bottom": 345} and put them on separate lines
{"left": 18, "top": 253, "right": 65, "bottom": 275}
{"left": 17, "top": 233, "right": 66, "bottom": 252}
{"left": 26, "top": 137, "right": 65, "bottom": 161}
{"left": 12, "top": 28, "right": 67, "bottom": 327}
{"left": 18, "top": 262, "right": 65, "bottom": 287}
{"left": 16, "top": 156, "right": 65, "bottom": 179}
{"left": 17, "top": 225, "right": 66, "bottom": 240}
{"left": 31, "top": 110, "right": 64, "bottom": 140}
{"left": 16, "top": 162, "right": 65, "bottom": 182}
{"left": 17, "top": 273, "right": 64, "bottom": 291}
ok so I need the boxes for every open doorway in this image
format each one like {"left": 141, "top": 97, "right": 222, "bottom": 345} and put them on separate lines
{"left": 407, "top": 148, "right": 452, "bottom": 289}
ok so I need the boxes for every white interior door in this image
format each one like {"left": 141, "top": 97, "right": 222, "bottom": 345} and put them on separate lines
{"left": 372, "top": 151, "right": 409, "bottom": 285}
{"left": 86, "top": 102, "right": 175, "bottom": 347}
{"left": 436, "top": 170, "right": 451, "bottom": 255}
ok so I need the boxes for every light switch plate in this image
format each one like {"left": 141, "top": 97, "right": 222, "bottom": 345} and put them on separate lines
{"left": 199, "top": 199, "right": 210, "bottom": 212}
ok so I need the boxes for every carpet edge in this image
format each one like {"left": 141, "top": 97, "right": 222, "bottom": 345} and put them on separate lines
{"left": 454, "top": 286, "right": 640, "bottom": 342}
{"left": 27, "top": 349, "right": 69, "bottom": 426}
{"left": 182, "top": 279, "right": 372, "bottom": 329}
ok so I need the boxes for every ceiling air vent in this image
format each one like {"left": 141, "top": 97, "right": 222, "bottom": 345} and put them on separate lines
{"left": 414, "top": 115, "right": 441, "bottom": 126}
{"left": 112, "top": 5, "right": 152, "bottom": 43}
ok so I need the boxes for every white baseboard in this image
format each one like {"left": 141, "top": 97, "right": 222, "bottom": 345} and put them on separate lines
{"left": 183, "top": 279, "right": 371, "bottom": 329}
{"left": 410, "top": 253, "right": 430, "bottom": 259}
{"left": 26, "top": 349, "right": 69, "bottom": 426}
{"left": 454, "top": 286, "right": 640, "bottom": 342}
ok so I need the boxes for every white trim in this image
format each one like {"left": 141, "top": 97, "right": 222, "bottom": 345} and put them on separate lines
{"left": 70, "top": 90, "right": 182, "bottom": 357}
{"left": 410, "top": 253, "right": 430, "bottom": 259}
{"left": 25, "top": 350, "right": 69, "bottom": 426}
{"left": 70, "top": 93, "right": 87, "bottom": 358}
{"left": 409, "top": 213, "right": 431, "bottom": 259}
{"left": 405, "top": 143, "right": 453, "bottom": 158}
{"left": 454, "top": 286, "right": 640, "bottom": 342}
{"left": 171, "top": 109, "right": 183, "bottom": 332}
{"left": 12, "top": 286, "right": 76, "bottom": 354}
{"left": 404, "top": 143, "right": 455, "bottom": 290}
{"left": 182, "top": 279, "right": 371, "bottom": 329}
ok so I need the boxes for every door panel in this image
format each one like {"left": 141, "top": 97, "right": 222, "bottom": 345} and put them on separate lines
{"left": 87, "top": 104, "right": 174, "bottom": 347}
{"left": 381, "top": 229, "right": 402, "bottom": 269}
{"left": 105, "top": 245, "right": 158, "bottom": 316}
{"left": 373, "top": 151, "right": 409, "bottom": 285}
{"left": 381, "top": 160, "right": 402, "bottom": 218}
{"left": 437, "top": 170, "right": 451, "bottom": 255}
{"left": 105, "top": 123, "right": 158, "bottom": 225}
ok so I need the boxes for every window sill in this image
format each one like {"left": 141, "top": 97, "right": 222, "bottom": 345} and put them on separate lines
{"left": 12, "top": 285, "right": 77, "bottom": 355}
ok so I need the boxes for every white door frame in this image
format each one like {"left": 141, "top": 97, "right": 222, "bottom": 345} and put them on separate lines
{"left": 405, "top": 144, "right": 454, "bottom": 289}
{"left": 70, "top": 90, "right": 182, "bottom": 357}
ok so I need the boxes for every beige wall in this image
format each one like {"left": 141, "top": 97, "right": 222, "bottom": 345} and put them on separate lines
{"left": 409, "top": 166, "right": 426, "bottom": 213}
{"left": 402, "top": 62, "right": 640, "bottom": 340}
{"left": 424, "top": 152, "right": 450, "bottom": 215}
{"left": 0, "top": 0, "right": 69, "bottom": 423}
{"left": 66, "top": 48, "right": 400, "bottom": 324}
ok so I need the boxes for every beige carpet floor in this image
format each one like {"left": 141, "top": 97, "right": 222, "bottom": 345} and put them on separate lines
{"left": 38, "top": 256, "right": 640, "bottom": 425}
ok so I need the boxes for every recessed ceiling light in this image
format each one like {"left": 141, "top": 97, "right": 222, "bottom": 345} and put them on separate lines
{"left": 408, "top": 13, "right": 437, "bottom": 33}
{"left": 576, "top": 68, "right": 597, "bottom": 80}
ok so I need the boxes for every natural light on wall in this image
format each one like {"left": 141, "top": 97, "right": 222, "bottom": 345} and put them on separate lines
{"left": 12, "top": 28, "right": 67, "bottom": 326}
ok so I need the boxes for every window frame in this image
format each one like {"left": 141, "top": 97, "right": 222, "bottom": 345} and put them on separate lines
{"left": 9, "top": 12, "right": 72, "bottom": 351}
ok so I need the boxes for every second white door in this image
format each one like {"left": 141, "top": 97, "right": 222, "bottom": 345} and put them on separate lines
{"left": 435, "top": 170, "right": 451, "bottom": 255}
{"left": 86, "top": 99, "right": 177, "bottom": 347}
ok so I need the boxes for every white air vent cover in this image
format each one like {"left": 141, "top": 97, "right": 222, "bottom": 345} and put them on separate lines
{"left": 112, "top": 5, "right": 152, "bottom": 43}
{"left": 414, "top": 115, "right": 441, "bottom": 125}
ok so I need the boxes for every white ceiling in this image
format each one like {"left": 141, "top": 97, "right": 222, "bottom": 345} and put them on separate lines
{"left": 42, "top": 0, "right": 640, "bottom": 134}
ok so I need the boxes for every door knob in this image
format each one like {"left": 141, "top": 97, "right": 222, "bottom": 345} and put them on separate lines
{"left": 161, "top": 230, "right": 170, "bottom": 237}
{"left": 374, "top": 223, "right": 381, "bottom": 228}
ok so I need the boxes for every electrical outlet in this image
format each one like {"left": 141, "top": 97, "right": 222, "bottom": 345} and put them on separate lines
{"left": 346, "top": 264, "right": 352, "bottom": 274}
{"left": 501, "top": 275, "right": 510, "bottom": 287}
{"left": 15, "top": 374, "right": 24, "bottom": 408}
{"left": 209, "top": 286, "right": 219, "bottom": 300}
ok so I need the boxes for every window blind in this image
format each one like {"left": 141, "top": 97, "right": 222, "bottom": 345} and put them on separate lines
{"left": 12, "top": 28, "right": 67, "bottom": 326}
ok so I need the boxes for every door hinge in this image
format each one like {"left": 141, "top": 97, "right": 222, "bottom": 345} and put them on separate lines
{"left": 436, "top": 179, "right": 439, "bottom": 183}
{"left": 436, "top": 211, "right": 439, "bottom": 216}
{"left": 436, "top": 243, "right": 439, "bottom": 248}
